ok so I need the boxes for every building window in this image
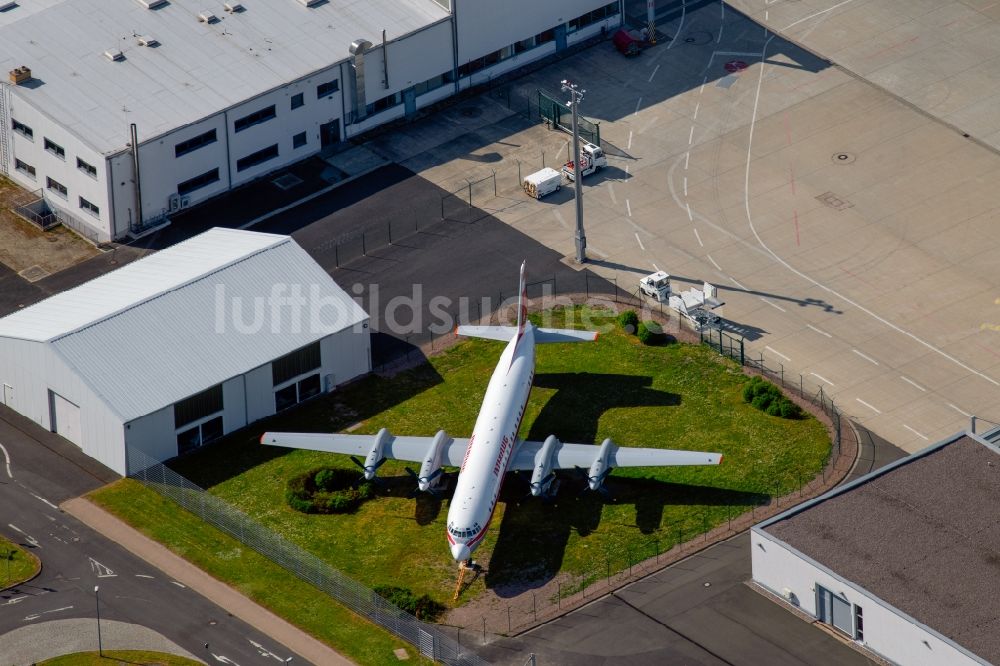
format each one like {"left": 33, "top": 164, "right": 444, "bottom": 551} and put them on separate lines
{"left": 14, "top": 158, "right": 35, "bottom": 179}
{"left": 44, "top": 137, "right": 66, "bottom": 159}
{"left": 290, "top": 92, "right": 304, "bottom": 109}
{"left": 854, "top": 605, "right": 864, "bottom": 642}
{"left": 275, "top": 374, "right": 321, "bottom": 412}
{"left": 174, "top": 384, "right": 223, "bottom": 428}
{"left": 175, "top": 129, "right": 218, "bottom": 157}
{"left": 236, "top": 144, "right": 279, "bottom": 172}
{"left": 79, "top": 196, "right": 100, "bottom": 217}
{"left": 177, "top": 168, "right": 220, "bottom": 195}
{"left": 233, "top": 104, "right": 276, "bottom": 133}
{"left": 292, "top": 131, "right": 307, "bottom": 149}
{"left": 46, "top": 177, "right": 68, "bottom": 198}
{"left": 177, "top": 414, "right": 224, "bottom": 455}
{"left": 77, "top": 157, "right": 98, "bottom": 178}
{"left": 11, "top": 118, "right": 33, "bottom": 140}
{"left": 413, "top": 73, "right": 447, "bottom": 97}
{"left": 272, "top": 342, "right": 321, "bottom": 386}
{"left": 317, "top": 79, "right": 339, "bottom": 98}
{"left": 534, "top": 28, "right": 555, "bottom": 45}
{"left": 366, "top": 92, "right": 402, "bottom": 115}
{"left": 568, "top": 2, "right": 620, "bottom": 32}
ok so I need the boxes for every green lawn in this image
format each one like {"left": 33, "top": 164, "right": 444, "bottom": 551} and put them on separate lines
{"left": 89, "top": 480, "right": 429, "bottom": 666}
{"left": 1, "top": 534, "right": 40, "bottom": 589}
{"left": 168, "top": 306, "right": 830, "bottom": 605}
{"left": 39, "top": 650, "right": 200, "bottom": 665}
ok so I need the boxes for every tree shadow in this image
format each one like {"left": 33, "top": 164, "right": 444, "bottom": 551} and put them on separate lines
{"left": 526, "top": 372, "right": 680, "bottom": 444}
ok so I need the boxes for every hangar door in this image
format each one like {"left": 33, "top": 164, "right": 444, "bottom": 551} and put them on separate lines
{"left": 49, "top": 391, "right": 82, "bottom": 447}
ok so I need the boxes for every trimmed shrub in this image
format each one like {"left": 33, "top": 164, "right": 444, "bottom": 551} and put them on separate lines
{"left": 285, "top": 467, "right": 374, "bottom": 514}
{"left": 618, "top": 310, "right": 639, "bottom": 334}
{"left": 743, "top": 376, "right": 800, "bottom": 419}
{"left": 637, "top": 320, "right": 664, "bottom": 345}
{"left": 373, "top": 585, "right": 446, "bottom": 621}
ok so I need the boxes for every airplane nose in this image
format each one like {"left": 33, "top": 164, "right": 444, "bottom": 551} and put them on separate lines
{"left": 451, "top": 542, "right": 471, "bottom": 562}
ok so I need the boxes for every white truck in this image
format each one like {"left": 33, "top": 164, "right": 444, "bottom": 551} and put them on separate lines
{"left": 639, "top": 271, "right": 724, "bottom": 329}
{"left": 522, "top": 167, "right": 562, "bottom": 199}
{"left": 561, "top": 142, "right": 607, "bottom": 181}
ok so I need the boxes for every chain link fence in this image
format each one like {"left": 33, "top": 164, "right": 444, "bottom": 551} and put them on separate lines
{"left": 125, "top": 446, "right": 488, "bottom": 666}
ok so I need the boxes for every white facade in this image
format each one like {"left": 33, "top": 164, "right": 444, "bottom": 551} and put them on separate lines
{"left": 0, "top": 0, "right": 622, "bottom": 241}
{"left": 751, "top": 433, "right": 995, "bottom": 666}
{"left": 0, "top": 228, "right": 371, "bottom": 475}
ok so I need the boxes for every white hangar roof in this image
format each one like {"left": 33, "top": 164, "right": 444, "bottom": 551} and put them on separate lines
{"left": 0, "top": 227, "right": 368, "bottom": 422}
{"left": 0, "top": 0, "right": 449, "bottom": 154}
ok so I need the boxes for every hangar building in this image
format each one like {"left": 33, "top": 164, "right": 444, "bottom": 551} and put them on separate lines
{"left": 752, "top": 431, "right": 1000, "bottom": 666}
{"left": 0, "top": 227, "right": 370, "bottom": 475}
{"left": 0, "top": 0, "right": 622, "bottom": 242}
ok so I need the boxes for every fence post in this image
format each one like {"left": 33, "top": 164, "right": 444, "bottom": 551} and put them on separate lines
{"left": 362, "top": 232, "right": 366, "bottom": 256}
{"left": 388, "top": 221, "right": 392, "bottom": 245}
{"left": 780, "top": 363, "right": 784, "bottom": 387}
{"left": 468, "top": 182, "right": 473, "bottom": 207}
{"left": 508, "top": 605, "right": 512, "bottom": 634}
{"left": 493, "top": 170, "right": 497, "bottom": 197}
{"left": 740, "top": 337, "right": 745, "bottom": 365}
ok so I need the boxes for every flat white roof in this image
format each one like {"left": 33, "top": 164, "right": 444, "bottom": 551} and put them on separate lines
{"left": 0, "top": 0, "right": 448, "bottom": 154}
{"left": 0, "top": 228, "right": 368, "bottom": 421}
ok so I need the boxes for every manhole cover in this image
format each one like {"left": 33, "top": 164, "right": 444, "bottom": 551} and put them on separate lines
{"left": 18, "top": 265, "right": 49, "bottom": 282}
{"left": 459, "top": 106, "right": 482, "bottom": 118}
{"left": 724, "top": 60, "right": 748, "bottom": 73}
{"left": 272, "top": 173, "right": 303, "bottom": 190}
{"left": 831, "top": 152, "right": 856, "bottom": 164}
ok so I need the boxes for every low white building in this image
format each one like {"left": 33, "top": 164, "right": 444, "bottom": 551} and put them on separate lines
{"left": 0, "top": 0, "right": 623, "bottom": 242}
{"left": 752, "top": 432, "right": 999, "bottom": 666}
{"left": 0, "top": 227, "right": 370, "bottom": 475}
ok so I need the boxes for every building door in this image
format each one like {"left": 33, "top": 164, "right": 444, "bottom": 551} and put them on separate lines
{"left": 555, "top": 24, "right": 568, "bottom": 51}
{"left": 2, "top": 383, "right": 12, "bottom": 406}
{"left": 816, "top": 585, "right": 854, "bottom": 637}
{"left": 50, "top": 390, "right": 82, "bottom": 447}
{"left": 403, "top": 88, "right": 417, "bottom": 117}
{"left": 320, "top": 120, "right": 341, "bottom": 148}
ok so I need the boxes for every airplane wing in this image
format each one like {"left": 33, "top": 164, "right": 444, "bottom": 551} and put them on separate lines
{"left": 261, "top": 432, "right": 470, "bottom": 467}
{"left": 509, "top": 439, "right": 722, "bottom": 470}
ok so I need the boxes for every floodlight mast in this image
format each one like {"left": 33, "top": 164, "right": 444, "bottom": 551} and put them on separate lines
{"left": 562, "top": 79, "right": 587, "bottom": 264}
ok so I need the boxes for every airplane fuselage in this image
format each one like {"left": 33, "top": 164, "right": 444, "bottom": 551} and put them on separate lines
{"left": 446, "top": 326, "right": 535, "bottom": 562}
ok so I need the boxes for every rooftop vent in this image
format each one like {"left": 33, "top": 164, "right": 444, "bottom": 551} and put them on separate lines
{"left": 0, "top": 2, "right": 18, "bottom": 12}
{"left": 224, "top": 2, "right": 244, "bottom": 11}
{"left": 104, "top": 48, "right": 125, "bottom": 62}
{"left": 296, "top": 0, "right": 322, "bottom": 6}
{"left": 8, "top": 66, "right": 31, "bottom": 85}
{"left": 198, "top": 10, "right": 218, "bottom": 23}
{"left": 136, "top": 0, "right": 168, "bottom": 8}
{"left": 137, "top": 35, "right": 159, "bottom": 47}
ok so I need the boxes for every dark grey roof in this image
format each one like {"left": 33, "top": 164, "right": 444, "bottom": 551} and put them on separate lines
{"left": 764, "top": 435, "right": 1000, "bottom": 663}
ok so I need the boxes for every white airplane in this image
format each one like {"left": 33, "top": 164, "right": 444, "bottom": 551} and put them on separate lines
{"left": 262, "top": 262, "right": 723, "bottom": 565}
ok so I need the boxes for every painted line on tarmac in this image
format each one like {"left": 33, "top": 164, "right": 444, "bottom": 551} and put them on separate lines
{"left": 686, "top": 203, "right": 693, "bottom": 221}
{"left": 760, "top": 297, "right": 786, "bottom": 312}
{"left": 634, "top": 97, "right": 643, "bottom": 116}
{"left": 693, "top": 228, "right": 703, "bottom": 247}
{"left": 903, "top": 424, "right": 929, "bottom": 441}
{"left": 652, "top": 262, "right": 661, "bottom": 272}
{"left": 171, "top": 580, "right": 187, "bottom": 588}
{"left": 627, "top": 131, "right": 633, "bottom": 150}
{"left": 30, "top": 493, "right": 58, "bottom": 510}
{"left": 810, "top": 372, "right": 834, "bottom": 386}
{"left": 806, "top": 324, "right": 831, "bottom": 338}
{"left": 900, "top": 376, "right": 927, "bottom": 392}
{"left": 688, "top": 126, "right": 695, "bottom": 145}
{"left": 765, "top": 345, "right": 790, "bottom": 362}
{"left": 648, "top": 65, "right": 661, "bottom": 83}
{"left": 666, "top": 0, "right": 687, "bottom": 50}
{"left": 852, "top": 349, "right": 879, "bottom": 366}
{"left": 947, "top": 403, "right": 972, "bottom": 418}
{"left": 707, "top": 254, "right": 721, "bottom": 270}
{"left": 693, "top": 101, "right": 700, "bottom": 120}
{"left": 8, "top": 523, "right": 40, "bottom": 548}
{"left": 0, "top": 442, "right": 11, "bottom": 478}
{"left": 626, "top": 199, "right": 632, "bottom": 217}
{"left": 635, "top": 233, "right": 646, "bottom": 251}
{"left": 135, "top": 574, "right": 155, "bottom": 579}
{"left": 684, "top": 151, "right": 690, "bottom": 170}
{"left": 608, "top": 182, "right": 618, "bottom": 205}
{"left": 684, "top": 177, "right": 688, "bottom": 197}
{"left": 23, "top": 606, "right": 72, "bottom": 622}
{"left": 855, "top": 398, "right": 882, "bottom": 415}
{"left": 729, "top": 276, "right": 748, "bottom": 290}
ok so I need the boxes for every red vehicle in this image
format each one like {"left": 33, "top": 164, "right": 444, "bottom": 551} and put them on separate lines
{"left": 613, "top": 29, "right": 641, "bottom": 57}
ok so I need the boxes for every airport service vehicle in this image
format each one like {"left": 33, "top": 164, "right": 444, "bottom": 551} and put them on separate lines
{"left": 522, "top": 167, "right": 562, "bottom": 199}
{"left": 639, "top": 271, "right": 724, "bottom": 329}
{"left": 561, "top": 142, "right": 607, "bottom": 181}
{"left": 613, "top": 29, "right": 642, "bottom": 56}
{"left": 262, "top": 263, "right": 722, "bottom": 565}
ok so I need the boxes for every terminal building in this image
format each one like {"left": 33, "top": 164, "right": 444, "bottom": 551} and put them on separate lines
{"left": 0, "top": 0, "right": 623, "bottom": 243}
{"left": 0, "top": 228, "right": 370, "bottom": 475}
{"left": 752, "top": 431, "right": 1000, "bottom": 666}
